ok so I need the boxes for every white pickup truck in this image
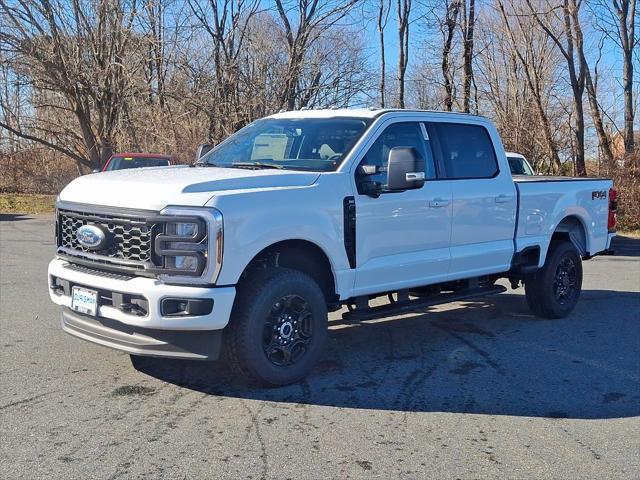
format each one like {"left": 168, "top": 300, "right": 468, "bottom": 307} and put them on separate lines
{"left": 48, "top": 109, "right": 617, "bottom": 385}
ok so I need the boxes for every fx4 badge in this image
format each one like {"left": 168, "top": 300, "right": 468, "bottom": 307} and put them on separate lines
{"left": 591, "top": 190, "right": 607, "bottom": 200}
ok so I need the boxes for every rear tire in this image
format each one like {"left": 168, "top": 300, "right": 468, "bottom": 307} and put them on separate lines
{"left": 224, "top": 267, "right": 328, "bottom": 386}
{"left": 525, "top": 241, "right": 583, "bottom": 319}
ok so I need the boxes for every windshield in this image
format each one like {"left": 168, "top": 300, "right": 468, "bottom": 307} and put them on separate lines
{"left": 198, "top": 117, "right": 371, "bottom": 171}
{"left": 507, "top": 156, "right": 533, "bottom": 175}
{"left": 106, "top": 156, "right": 170, "bottom": 171}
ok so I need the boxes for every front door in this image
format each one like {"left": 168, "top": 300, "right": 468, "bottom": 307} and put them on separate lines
{"left": 352, "top": 121, "right": 452, "bottom": 296}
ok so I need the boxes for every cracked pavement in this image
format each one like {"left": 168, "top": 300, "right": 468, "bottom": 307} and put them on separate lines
{"left": 1, "top": 214, "right": 639, "bottom": 479}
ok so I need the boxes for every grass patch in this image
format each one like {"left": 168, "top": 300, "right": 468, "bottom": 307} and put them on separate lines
{"left": 618, "top": 230, "right": 640, "bottom": 239}
{"left": 0, "top": 193, "right": 56, "bottom": 214}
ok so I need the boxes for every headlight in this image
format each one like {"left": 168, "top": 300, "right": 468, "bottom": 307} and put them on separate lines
{"left": 168, "top": 222, "right": 199, "bottom": 238}
{"left": 166, "top": 255, "right": 200, "bottom": 272}
{"left": 149, "top": 207, "right": 223, "bottom": 284}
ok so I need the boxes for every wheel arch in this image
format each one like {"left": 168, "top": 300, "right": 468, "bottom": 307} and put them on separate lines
{"left": 551, "top": 215, "right": 588, "bottom": 257}
{"left": 238, "top": 239, "right": 338, "bottom": 305}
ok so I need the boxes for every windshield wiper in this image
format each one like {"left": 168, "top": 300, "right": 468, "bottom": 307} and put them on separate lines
{"left": 231, "top": 162, "right": 286, "bottom": 170}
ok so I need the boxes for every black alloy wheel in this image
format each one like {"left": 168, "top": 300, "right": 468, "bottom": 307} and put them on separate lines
{"left": 263, "top": 294, "right": 314, "bottom": 367}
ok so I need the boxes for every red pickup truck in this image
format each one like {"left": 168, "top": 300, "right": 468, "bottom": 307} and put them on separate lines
{"left": 102, "top": 153, "right": 174, "bottom": 171}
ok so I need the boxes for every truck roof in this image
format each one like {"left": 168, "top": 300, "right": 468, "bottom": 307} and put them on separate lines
{"left": 267, "top": 108, "right": 484, "bottom": 121}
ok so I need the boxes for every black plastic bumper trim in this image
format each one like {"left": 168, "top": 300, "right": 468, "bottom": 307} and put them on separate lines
{"left": 61, "top": 308, "right": 222, "bottom": 360}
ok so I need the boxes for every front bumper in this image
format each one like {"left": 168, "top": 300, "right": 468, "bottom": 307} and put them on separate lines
{"left": 48, "top": 257, "right": 236, "bottom": 360}
{"left": 48, "top": 258, "right": 235, "bottom": 330}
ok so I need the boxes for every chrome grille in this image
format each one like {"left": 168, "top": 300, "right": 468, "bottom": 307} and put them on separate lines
{"left": 58, "top": 209, "right": 155, "bottom": 266}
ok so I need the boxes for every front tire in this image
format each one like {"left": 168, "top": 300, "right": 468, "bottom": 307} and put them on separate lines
{"left": 525, "top": 241, "right": 583, "bottom": 319}
{"left": 224, "top": 267, "right": 328, "bottom": 386}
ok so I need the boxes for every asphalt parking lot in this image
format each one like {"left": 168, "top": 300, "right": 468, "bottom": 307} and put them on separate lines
{"left": 1, "top": 214, "right": 639, "bottom": 479}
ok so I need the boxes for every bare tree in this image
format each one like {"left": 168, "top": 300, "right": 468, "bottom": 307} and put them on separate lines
{"left": 496, "top": 0, "right": 563, "bottom": 172}
{"left": 440, "top": 0, "right": 460, "bottom": 111}
{"left": 0, "top": 0, "right": 144, "bottom": 169}
{"left": 396, "top": 0, "right": 411, "bottom": 107}
{"left": 461, "top": 0, "right": 476, "bottom": 112}
{"left": 615, "top": 0, "right": 637, "bottom": 155}
{"left": 526, "top": 0, "right": 589, "bottom": 175}
{"left": 274, "top": 0, "right": 361, "bottom": 110}
{"left": 593, "top": 0, "right": 637, "bottom": 156}
{"left": 0, "top": 0, "right": 637, "bottom": 197}
{"left": 187, "top": 0, "right": 260, "bottom": 139}
{"left": 377, "top": 0, "right": 391, "bottom": 107}
{"left": 571, "top": 7, "right": 615, "bottom": 169}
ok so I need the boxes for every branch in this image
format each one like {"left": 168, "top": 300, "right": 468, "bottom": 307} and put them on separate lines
{"left": 0, "top": 120, "right": 90, "bottom": 167}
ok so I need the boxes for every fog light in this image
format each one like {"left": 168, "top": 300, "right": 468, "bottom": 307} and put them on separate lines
{"left": 161, "top": 298, "right": 213, "bottom": 316}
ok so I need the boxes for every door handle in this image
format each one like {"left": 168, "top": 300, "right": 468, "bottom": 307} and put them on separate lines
{"left": 495, "top": 194, "right": 514, "bottom": 203}
{"left": 429, "top": 198, "right": 450, "bottom": 208}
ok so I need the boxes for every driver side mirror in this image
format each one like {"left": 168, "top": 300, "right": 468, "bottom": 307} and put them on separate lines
{"left": 387, "top": 147, "right": 425, "bottom": 191}
{"left": 195, "top": 143, "right": 214, "bottom": 162}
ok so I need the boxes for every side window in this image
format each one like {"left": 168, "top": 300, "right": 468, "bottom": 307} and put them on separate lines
{"left": 359, "top": 122, "right": 436, "bottom": 185}
{"left": 429, "top": 123, "right": 498, "bottom": 179}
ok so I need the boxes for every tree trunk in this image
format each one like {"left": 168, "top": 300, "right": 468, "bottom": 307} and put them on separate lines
{"left": 441, "top": 1, "right": 459, "bottom": 111}
{"left": 585, "top": 69, "right": 615, "bottom": 169}
{"left": 618, "top": 0, "right": 636, "bottom": 155}
{"left": 462, "top": 0, "right": 475, "bottom": 113}
{"left": 396, "top": 0, "right": 411, "bottom": 108}
{"left": 573, "top": 91, "right": 586, "bottom": 176}
{"left": 622, "top": 46, "right": 635, "bottom": 155}
{"left": 526, "top": 0, "right": 586, "bottom": 175}
{"left": 572, "top": 4, "right": 614, "bottom": 169}
{"left": 378, "top": 0, "right": 388, "bottom": 108}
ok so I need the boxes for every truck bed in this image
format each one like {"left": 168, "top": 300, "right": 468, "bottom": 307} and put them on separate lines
{"left": 514, "top": 176, "right": 613, "bottom": 265}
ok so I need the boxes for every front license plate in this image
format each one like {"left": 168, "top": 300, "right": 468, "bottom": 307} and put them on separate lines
{"left": 71, "top": 286, "right": 98, "bottom": 316}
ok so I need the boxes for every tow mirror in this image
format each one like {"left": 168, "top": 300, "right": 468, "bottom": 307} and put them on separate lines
{"left": 387, "top": 147, "right": 425, "bottom": 191}
{"left": 195, "top": 143, "right": 214, "bottom": 161}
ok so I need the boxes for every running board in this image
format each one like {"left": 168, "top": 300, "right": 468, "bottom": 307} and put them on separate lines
{"left": 341, "top": 285, "right": 507, "bottom": 322}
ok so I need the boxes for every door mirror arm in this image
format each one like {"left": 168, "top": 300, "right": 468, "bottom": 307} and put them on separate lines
{"left": 359, "top": 180, "right": 382, "bottom": 198}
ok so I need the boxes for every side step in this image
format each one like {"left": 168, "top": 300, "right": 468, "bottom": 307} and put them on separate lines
{"left": 341, "top": 285, "right": 507, "bottom": 322}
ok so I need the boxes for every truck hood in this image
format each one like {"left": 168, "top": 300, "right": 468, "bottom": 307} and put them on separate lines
{"left": 59, "top": 165, "right": 320, "bottom": 210}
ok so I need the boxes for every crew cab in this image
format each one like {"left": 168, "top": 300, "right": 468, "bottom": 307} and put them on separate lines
{"left": 48, "top": 109, "right": 617, "bottom": 385}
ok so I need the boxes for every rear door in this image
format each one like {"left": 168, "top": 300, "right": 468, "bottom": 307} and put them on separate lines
{"left": 427, "top": 121, "right": 517, "bottom": 280}
{"left": 352, "top": 121, "right": 452, "bottom": 296}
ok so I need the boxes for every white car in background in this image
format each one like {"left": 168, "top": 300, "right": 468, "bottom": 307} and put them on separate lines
{"left": 506, "top": 152, "right": 535, "bottom": 176}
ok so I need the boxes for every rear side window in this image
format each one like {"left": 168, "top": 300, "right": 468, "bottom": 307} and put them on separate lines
{"left": 429, "top": 123, "right": 498, "bottom": 179}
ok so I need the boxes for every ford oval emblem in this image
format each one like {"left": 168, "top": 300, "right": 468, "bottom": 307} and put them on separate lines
{"left": 76, "top": 224, "right": 108, "bottom": 250}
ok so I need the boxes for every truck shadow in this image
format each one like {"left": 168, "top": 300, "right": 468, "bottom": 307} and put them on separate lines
{"left": 612, "top": 235, "right": 640, "bottom": 257}
{"left": 0, "top": 213, "right": 33, "bottom": 222}
{"left": 133, "top": 289, "right": 640, "bottom": 419}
